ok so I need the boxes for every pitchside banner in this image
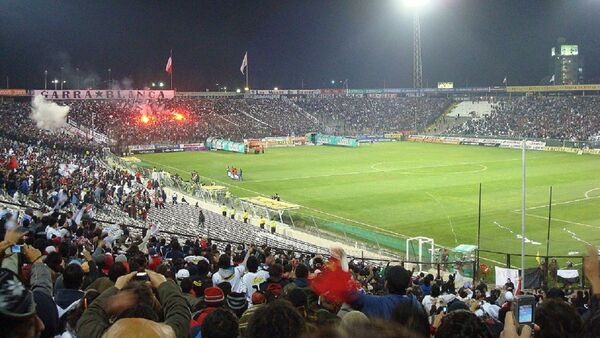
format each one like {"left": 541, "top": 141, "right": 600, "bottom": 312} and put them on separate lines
{"left": 314, "top": 134, "right": 359, "bottom": 147}
{"left": 206, "top": 137, "right": 246, "bottom": 153}
{"left": 32, "top": 90, "right": 175, "bottom": 100}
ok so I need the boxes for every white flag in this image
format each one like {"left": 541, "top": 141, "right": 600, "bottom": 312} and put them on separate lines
{"left": 240, "top": 52, "right": 248, "bottom": 75}
{"left": 549, "top": 74, "right": 555, "bottom": 83}
{"left": 502, "top": 76, "right": 507, "bottom": 85}
{"left": 165, "top": 56, "right": 173, "bottom": 74}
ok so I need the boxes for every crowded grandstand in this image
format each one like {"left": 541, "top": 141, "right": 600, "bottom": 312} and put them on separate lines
{"left": 0, "top": 88, "right": 599, "bottom": 338}
{"left": 2, "top": 0, "right": 600, "bottom": 337}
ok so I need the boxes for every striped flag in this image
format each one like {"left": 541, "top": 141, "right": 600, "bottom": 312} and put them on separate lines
{"left": 165, "top": 55, "right": 173, "bottom": 74}
{"left": 240, "top": 52, "right": 248, "bottom": 75}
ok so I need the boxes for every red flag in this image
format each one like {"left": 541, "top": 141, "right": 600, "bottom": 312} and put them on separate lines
{"left": 309, "top": 257, "right": 358, "bottom": 303}
{"left": 165, "top": 56, "right": 173, "bottom": 74}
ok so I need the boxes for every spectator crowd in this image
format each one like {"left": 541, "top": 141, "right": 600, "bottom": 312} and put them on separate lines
{"left": 295, "top": 96, "right": 451, "bottom": 136}
{"left": 451, "top": 96, "right": 600, "bottom": 141}
{"left": 0, "top": 95, "right": 599, "bottom": 337}
{"left": 2, "top": 96, "right": 451, "bottom": 150}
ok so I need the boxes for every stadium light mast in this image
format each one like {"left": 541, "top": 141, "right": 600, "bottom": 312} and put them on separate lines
{"left": 403, "top": 0, "right": 427, "bottom": 89}
{"left": 412, "top": 10, "right": 423, "bottom": 89}
{"left": 521, "top": 139, "right": 527, "bottom": 286}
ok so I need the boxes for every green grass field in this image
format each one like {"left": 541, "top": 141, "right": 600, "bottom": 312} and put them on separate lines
{"left": 136, "top": 142, "right": 600, "bottom": 267}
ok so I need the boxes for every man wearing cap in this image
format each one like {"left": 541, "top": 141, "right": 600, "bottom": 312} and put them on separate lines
{"left": 189, "top": 286, "right": 225, "bottom": 336}
{"left": 239, "top": 291, "right": 267, "bottom": 337}
{"left": 180, "top": 277, "right": 201, "bottom": 309}
{"left": 226, "top": 291, "right": 248, "bottom": 317}
{"left": 350, "top": 265, "right": 420, "bottom": 320}
{"left": 0, "top": 244, "right": 58, "bottom": 338}
{"left": 176, "top": 268, "right": 190, "bottom": 282}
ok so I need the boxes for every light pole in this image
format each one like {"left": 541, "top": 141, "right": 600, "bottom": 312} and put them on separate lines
{"left": 402, "top": 0, "right": 427, "bottom": 90}
{"left": 60, "top": 67, "right": 64, "bottom": 90}
{"left": 53, "top": 79, "right": 58, "bottom": 90}
{"left": 412, "top": 10, "right": 423, "bottom": 89}
{"left": 61, "top": 80, "right": 66, "bottom": 90}
{"left": 521, "top": 139, "right": 527, "bottom": 286}
{"left": 76, "top": 67, "right": 80, "bottom": 89}
{"left": 108, "top": 68, "right": 111, "bottom": 89}
{"left": 44, "top": 70, "right": 48, "bottom": 90}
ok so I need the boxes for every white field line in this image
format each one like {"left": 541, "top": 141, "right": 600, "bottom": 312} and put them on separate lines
{"left": 425, "top": 192, "right": 459, "bottom": 245}
{"left": 585, "top": 188, "right": 600, "bottom": 199}
{"left": 563, "top": 228, "right": 593, "bottom": 246}
{"left": 512, "top": 188, "right": 600, "bottom": 213}
{"left": 518, "top": 212, "right": 600, "bottom": 230}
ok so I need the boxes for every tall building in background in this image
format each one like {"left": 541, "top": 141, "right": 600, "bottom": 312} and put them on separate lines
{"left": 550, "top": 37, "right": 584, "bottom": 85}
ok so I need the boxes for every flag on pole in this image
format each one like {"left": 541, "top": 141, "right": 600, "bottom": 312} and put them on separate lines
{"left": 549, "top": 74, "right": 555, "bottom": 83}
{"left": 165, "top": 55, "right": 173, "bottom": 74}
{"left": 240, "top": 52, "right": 248, "bottom": 75}
{"left": 502, "top": 76, "right": 507, "bottom": 85}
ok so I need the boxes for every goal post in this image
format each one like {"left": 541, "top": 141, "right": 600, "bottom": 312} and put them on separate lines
{"left": 406, "top": 236, "right": 435, "bottom": 272}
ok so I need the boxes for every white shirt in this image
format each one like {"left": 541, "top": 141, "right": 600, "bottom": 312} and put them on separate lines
{"left": 212, "top": 265, "right": 246, "bottom": 293}
{"left": 242, "top": 270, "right": 270, "bottom": 301}
{"left": 45, "top": 226, "right": 63, "bottom": 240}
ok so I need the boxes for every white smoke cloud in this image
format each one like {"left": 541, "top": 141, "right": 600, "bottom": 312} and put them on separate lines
{"left": 30, "top": 95, "right": 69, "bottom": 130}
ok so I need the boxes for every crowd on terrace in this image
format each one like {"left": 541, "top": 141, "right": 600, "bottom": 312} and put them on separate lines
{"left": 451, "top": 96, "right": 600, "bottom": 141}
{"left": 0, "top": 96, "right": 599, "bottom": 337}
{"left": 37, "top": 96, "right": 449, "bottom": 148}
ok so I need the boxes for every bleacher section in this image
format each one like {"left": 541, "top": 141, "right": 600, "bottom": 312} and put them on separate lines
{"left": 447, "top": 101, "right": 496, "bottom": 119}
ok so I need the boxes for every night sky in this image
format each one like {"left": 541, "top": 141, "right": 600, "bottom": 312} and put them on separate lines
{"left": 1, "top": 0, "right": 599, "bottom": 91}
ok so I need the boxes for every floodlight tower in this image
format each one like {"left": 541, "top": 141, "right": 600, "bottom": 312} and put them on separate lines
{"left": 413, "top": 11, "right": 423, "bottom": 89}
{"left": 403, "top": 0, "right": 427, "bottom": 89}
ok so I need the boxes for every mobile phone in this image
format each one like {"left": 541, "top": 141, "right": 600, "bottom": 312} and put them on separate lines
{"left": 441, "top": 306, "right": 448, "bottom": 314}
{"left": 135, "top": 272, "right": 149, "bottom": 281}
{"left": 10, "top": 245, "right": 22, "bottom": 254}
{"left": 516, "top": 295, "right": 535, "bottom": 327}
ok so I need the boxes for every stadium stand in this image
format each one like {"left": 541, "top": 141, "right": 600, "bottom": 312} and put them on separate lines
{"left": 295, "top": 96, "right": 451, "bottom": 135}
{"left": 446, "top": 101, "right": 496, "bottom": 119}
{"left": 32, "top": 96, "right": 452, "bottom": 148}
{"left": 451, "top": 96, "right": 600, "bottom": 141}
{"left": 0, "top": 95, "right": 599, "bottom": 338}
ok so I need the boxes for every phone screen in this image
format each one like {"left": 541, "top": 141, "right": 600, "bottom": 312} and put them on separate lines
{"left": 11, "top": 245, "right": 21, "bottom": 254}
{"left": 518, "top": 304, "right": 533, "bottom": 323}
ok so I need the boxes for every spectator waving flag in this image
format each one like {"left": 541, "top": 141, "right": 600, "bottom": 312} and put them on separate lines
{"left": 165, "top": 54, "right": 173, "bottom": 74}
{"left": 240, "top": 52, "right": 248, "bottom": 75}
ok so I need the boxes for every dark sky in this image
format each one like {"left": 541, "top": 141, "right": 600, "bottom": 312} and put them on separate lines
{"left": 1, "top": 0, "right": 599, "bottom": 91}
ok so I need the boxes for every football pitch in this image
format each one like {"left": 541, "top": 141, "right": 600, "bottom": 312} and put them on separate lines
{"left": 136, "top": 142, "right": 600, "bottom": 267}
